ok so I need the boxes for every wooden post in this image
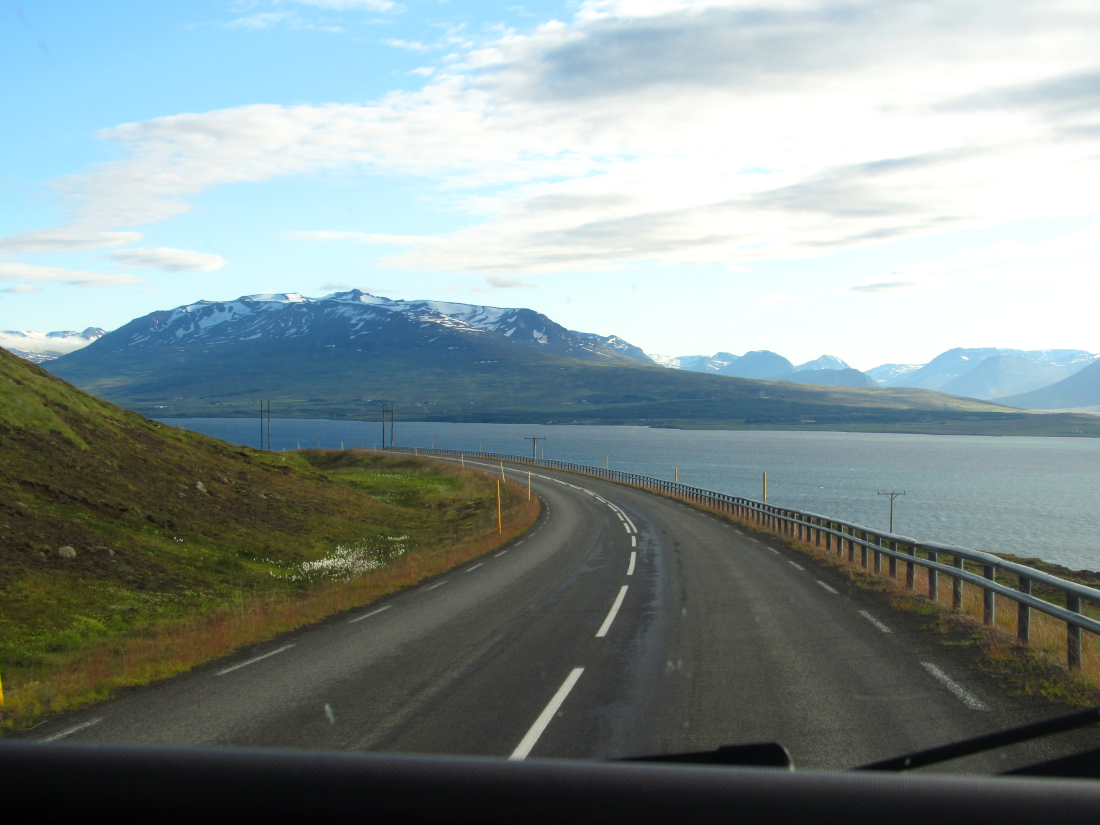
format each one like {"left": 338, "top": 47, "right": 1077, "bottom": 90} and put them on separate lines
{"left": 848, "top": 528, "right": 855, "bottom": 563}
{"left": 889, "top": 540, "right": 897, "bottom": 579}
{"left": 528, "top": 472, "right": 531, "bottom": 501}
{"left": 928, "top": 551, "right": 938, "bottom": 602}
{"left": 1067, "top": 595, "right": 1082, "bottom": 669}
{"left": 860, "top": 531, "right": 868, "bottom": 569}
{"left": 874, "top": 537, "right": 882, "bottom": 574}
{"left": 906, "top": 546, "right": 916, "bottom": 589}
{"left": 1017, "top": 576, "right": 1031, "bottom": 643}
{"left": 497, "top": 480, "right": 502, "bottom": 533}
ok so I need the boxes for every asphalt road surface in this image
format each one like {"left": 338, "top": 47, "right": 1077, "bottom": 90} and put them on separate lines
{"left": 24, "top": 458, "right": 1093, "bottom": 772}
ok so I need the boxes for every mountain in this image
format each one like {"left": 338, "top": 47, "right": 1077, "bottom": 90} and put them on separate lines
{"left": 866, "top": 363, "right": 924, "bottom": 385}
{"left": 42, "top": 292, "right": 1100, "bottom": 436}
{"left": 571, "top": 332, "right": 652, "bottom": 363}
{"left": 0, "top": 328, "right": 105, "bottom": 363}
{"left": 716, "top": 350, "right": 795, "bottom": 379}
{"left": 646, "top": 352, "right": 738, "bottom": 373}
{"left": 940, "top": 353, "right": 1087, "bottom": 400}
{"left": 783, "top": 368, "right": 878, "bottom": 388}
{"left": 881, "top": 347, "right": 1096, "bottom": 391}
{"left": 1001, "top": 360, "right": 1100, "bottom": 410}
{"left": 795, "top": 355, "right": 851, "bottom": 372}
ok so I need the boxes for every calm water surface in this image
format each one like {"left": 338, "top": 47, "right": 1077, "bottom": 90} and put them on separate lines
{"left": 164, "top": 419, "right": 1100, "bottom": 570}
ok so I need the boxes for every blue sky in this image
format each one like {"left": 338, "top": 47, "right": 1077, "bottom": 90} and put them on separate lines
{"left": 3, "top": 0, "right": 1100, "bottom": 369}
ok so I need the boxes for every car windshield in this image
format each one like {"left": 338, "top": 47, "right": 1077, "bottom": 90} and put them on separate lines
{"left": 2, "top": 0, "right": 1100, "bottom": 779}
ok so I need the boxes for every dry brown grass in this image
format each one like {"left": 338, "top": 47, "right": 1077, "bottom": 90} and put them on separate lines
{"left": 1, "top": 475, "right": 539, "bottom": 727}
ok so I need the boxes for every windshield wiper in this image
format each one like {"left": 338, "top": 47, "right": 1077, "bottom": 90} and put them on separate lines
{"left": 621, "top": 742, "right": 793, "bottom": 769}
{"left": 855, "top": 706, "right": 1100, "bottom": 777}
{"left": 623, "top": 707, "right": 1100, "bottom": 778}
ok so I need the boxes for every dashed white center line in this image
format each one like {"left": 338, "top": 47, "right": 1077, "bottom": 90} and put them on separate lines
{"left": 788, "top": 561, "right": 805, "bottom": 571}
{"left": 596, "top": 586, "right": 629, "bottom": 638}
{"left": 921, "top": 662, "right": 989, "bottom": 711}
{"left": 509, "top": 667, "right": 585, "bottom": 761}
{"left": 859, "top": 610, "right": 892, "bottom": 634}
{"left": 627, "top": 552, "right": 636, "bottom": 576}
{"left": 816, "top": 581, "right": 838, "bottom": 594}
{"left": 495, "top": 550, "right": 509, "bottom": 557}
{"left": 622, "top": 523, "right": 631, "bottom": 533}
{"left": 768, "top": 548, "right": 780, "bottom": 555}
{"left": 423, "top": 580, "right": 448, "bottom": 592}
{"left": 631, "top": 535, "right": 636, "bottom": 547}
{"left": 217, "top": 644, "right": 295, "bottom": 675}
{"left": 616, "top": 512, "right": 625, "bottom": 521}
{"left": 43, "top": 718, "right": 102, "bottom": 742}
{"left": 467, "top": 563, "right": 484, "bottom": 572}
{"left": 349, "top": 604, "right": 391, "bottom": 624}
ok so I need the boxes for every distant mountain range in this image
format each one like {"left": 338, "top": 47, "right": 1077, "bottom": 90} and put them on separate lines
{"left": 1002, "top": 360, "right": 1100, "bottom": 411}
{"left": 0, "top": 328, "right": 105, "bottom": 363}
{"left": 646, "top": 350, "right": 874, "bottom": 388}
{"left": 37, "top": 291, "right": 1094, "bottom": 436}
{"left": 655, "top": 346, "right": 1099, "bottom": 403}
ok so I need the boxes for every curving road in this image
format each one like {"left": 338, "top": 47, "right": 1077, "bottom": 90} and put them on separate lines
{"left": 23, "top": 459, "right": 1088, "bottom": 771}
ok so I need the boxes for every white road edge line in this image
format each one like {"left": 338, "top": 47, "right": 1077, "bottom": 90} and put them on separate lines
{"left": 816, "top": 581, "right": 838, "bottom": 594}
{"left": 631, "top": 535, "right": 636, "bottom": 548}
{"left": 768, "top": 548, "right": 780, "bottom": 555}
{"left": 349, "top": 605, "right": 391, "bottom": 624}
{"left": 43, "top": 718, "right": 102, "bottom": 742}
{"left": 495, "top": 550, "right": 509, "bottom": 557}
{"left": 217, "top": 644, "right": 295, "bottom": 676}
{"left": 622, "top": 523, "right": 631, "bottom": 533}
{"left": 509, "top": 667, "right": 585, "bottom": 761}
{"left": 596, "top": 585, "right": 630, "bottom": 638}
{"left": 788, "top": 561, "right": 805, "bottom": 571}
{"left": 467, "top": 563, "right": 484, "bottom": 572}
{"left": 627, "top": 552, "right": 636, "bottom": 576}
{"left": 423, "top": 580, "right": 448, "bottom": 592}
{"left": 921, "top": 662, "right": 990, "bottom": 711}
{"left": 859, "top": 610, "right": 892, "bottom": 634}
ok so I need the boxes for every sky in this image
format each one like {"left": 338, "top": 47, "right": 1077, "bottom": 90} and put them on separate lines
{"left": 2, "top": 0, "right": 1100, "bottom": 370}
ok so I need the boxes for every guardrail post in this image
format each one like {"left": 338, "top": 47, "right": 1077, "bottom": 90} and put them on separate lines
{"left": 906, "top": 545, "right": 915, "bottom": 589}
{"left": 847, "top": 528, "right": 855, "bottom": 563}
{"left": 1067, "top": 595, "right": 1082, "bottom": 669}
{"left": 860, "top": 531, "right": 868, "bottom": 569}
{"left": 953, "top": 556, "right": 963, "bottom": 611}
{"left": 983, "top": 565, "right": 996, "bottom": 626}
{"left": 874, "top": 537, "right": 882, "bottom": 574}
{"left": 928, "top": 551, "right": 938, "bottom": 602}
{"left": 889, "top": 540, "right": 897, "bottom": 579}
{"left": 1017, "top": 576, "right": 1031, "bottom": 643}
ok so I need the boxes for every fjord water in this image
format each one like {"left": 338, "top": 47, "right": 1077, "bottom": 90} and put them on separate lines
{"left": 167, "top": 419, "right": 1100, "bottom": 571}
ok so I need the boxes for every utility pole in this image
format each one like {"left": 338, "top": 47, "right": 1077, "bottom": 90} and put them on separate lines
{"left": 877, "top": 490, "right": 905, "bottom": 532}
{"left": 259, "top": 400, "right": 271, "bottom": 450}
{"left": 525, "top": 436, "right": 546, "bottom": 460}
{"left": 381, "top": 403, "right": 395, "bottom": 449}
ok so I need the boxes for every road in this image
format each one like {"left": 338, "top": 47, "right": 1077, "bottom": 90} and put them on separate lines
{"left": 25, "top": 459, "right": 1091, "bottom": 771}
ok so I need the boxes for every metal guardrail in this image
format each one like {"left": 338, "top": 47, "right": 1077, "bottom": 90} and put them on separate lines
{"left": 393, "top": 446, "right": 1100, "bottom": 670}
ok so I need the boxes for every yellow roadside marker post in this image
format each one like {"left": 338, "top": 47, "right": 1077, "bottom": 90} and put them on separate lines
{"left": 528, "top": 472, "right": 531, "bottom": 500}
{"left": 675, "top": 466, "right": 678, "bottom": 483}
{"left": 500, "top": 461, "right": 506, "bottom": 481}
{"left": 461, "top": 453, "right": 465, "bottom": 468}
{"left": 497, "top": 481, "right": 502, "bottom": 533}
{"left": 763, "top": 471, "right": 767, "bottom": 503}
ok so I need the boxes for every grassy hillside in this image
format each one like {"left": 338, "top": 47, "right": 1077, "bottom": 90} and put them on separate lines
{"left": 45, "top": 337, "right": 1100, "bottom": 437}
{"left": 0, "top": 347, "right": 537, "bottom": 726}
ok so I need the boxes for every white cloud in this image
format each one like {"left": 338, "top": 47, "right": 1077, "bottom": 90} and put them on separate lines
{"left": 8, "top": 1, "right": 1100, "bottom": 275}
{"left": 2, "top": 284, "right": 40, "bottom": 294}
{"left": 103, "top": 247, "right": 226, "bottom": 272}
{"left": 385, "top": 38, "right": 429, "bottom": 51}
{"left": 485, "top": 275, "right": 535, "bottom": 288}
{"left": 0, "top": 263, "right": 142, "bottom": 287}
{"left": 0, "top": 229, "right": 142, "bottom": 256}
{"left": 299, "top": 0, "right": 395, "bottom": 10}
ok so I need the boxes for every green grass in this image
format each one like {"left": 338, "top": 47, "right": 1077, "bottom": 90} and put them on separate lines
{"left": 0, "top": 348, "right": 538, "bottom": 726}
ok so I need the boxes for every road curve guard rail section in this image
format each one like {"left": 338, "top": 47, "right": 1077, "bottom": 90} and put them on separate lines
{"left": 393, "top": 446, "right": 1100, "bottom": 670}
